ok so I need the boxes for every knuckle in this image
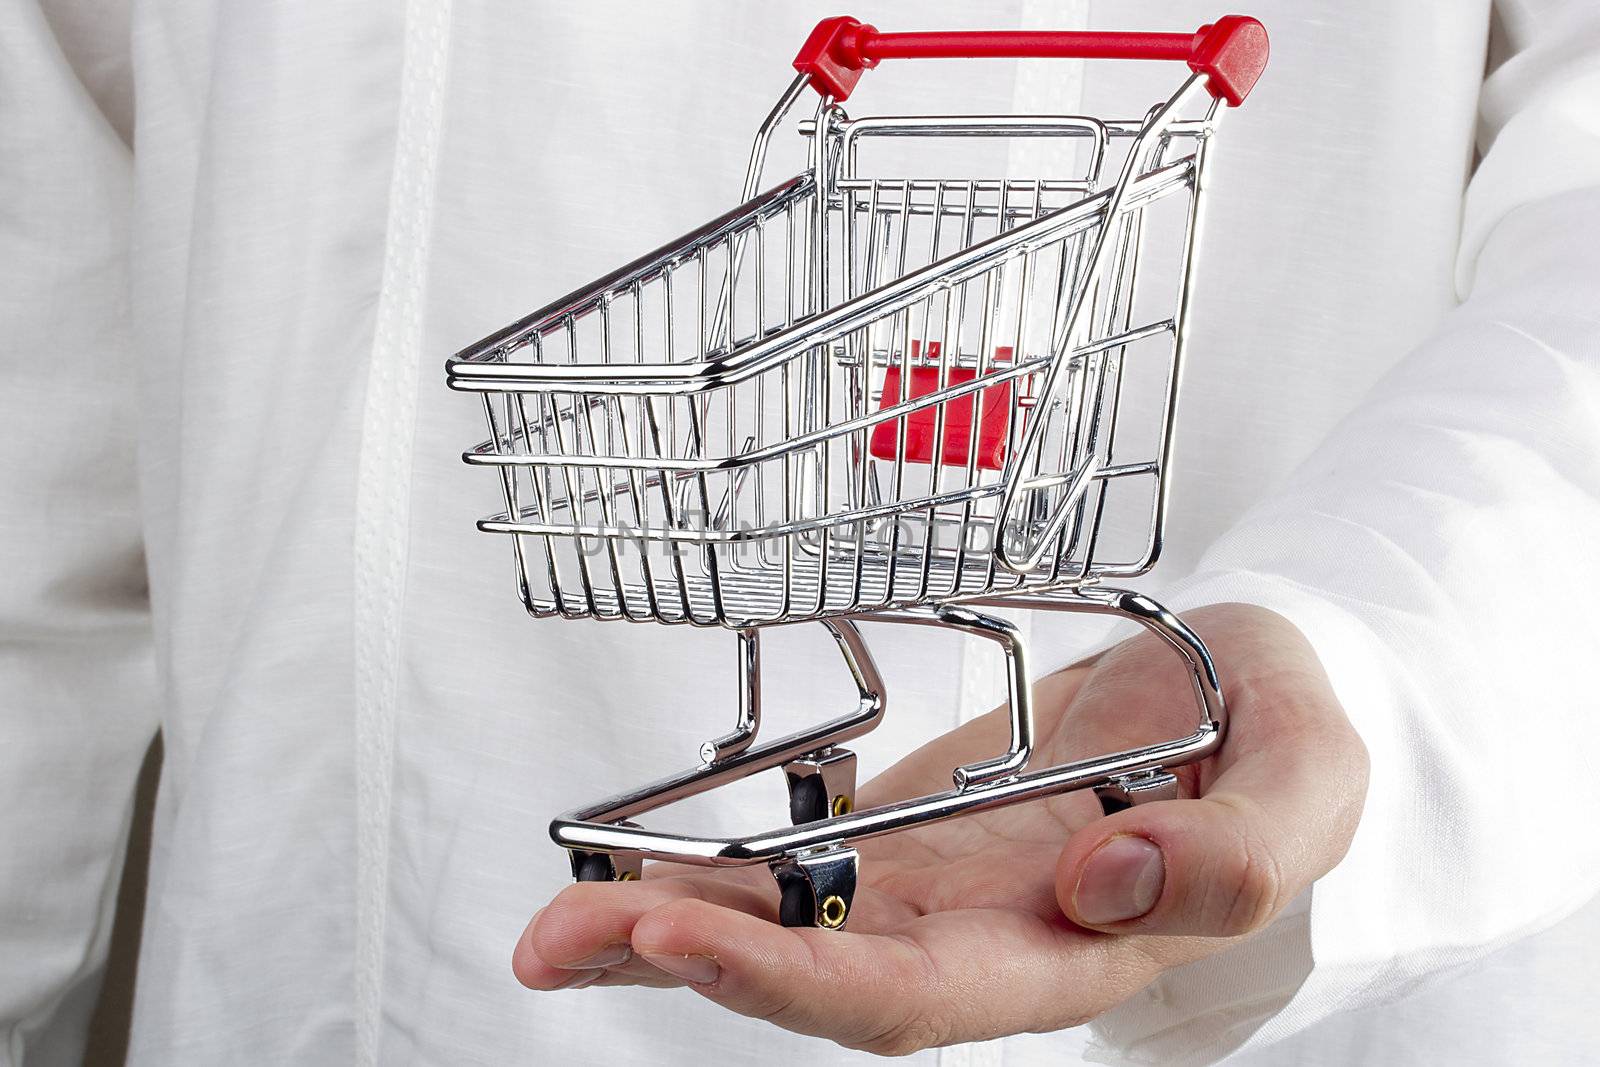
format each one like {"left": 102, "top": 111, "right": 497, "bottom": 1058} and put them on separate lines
{"left": 1211, "top": 823, "right": 1287, "bottom": 936}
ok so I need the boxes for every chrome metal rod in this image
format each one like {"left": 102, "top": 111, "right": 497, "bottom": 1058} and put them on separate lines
{"left": 870, "top": 603, "right": 1035, "bottom": 787}
{"left": 552, "top": 726, "right": 1218, "bottom": 865}
{"left": 699, "top": 627, "right": 763, "bottom": 762}
{"left": 993, "top": 73, "right": 1212, "bottom": 574}
{"left": 560, "top": 619, "right": 885, "bottom": 828}
{"left": 446, "top": 160, "right": 1195, "bottom": 392}
{"left": 550, "top": 587, "right": 1225, "bottom": 866}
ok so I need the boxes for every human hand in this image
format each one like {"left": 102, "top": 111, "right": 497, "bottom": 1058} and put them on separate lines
{"left": 512, "top": 604, "right": 1368, "bottom": 1055}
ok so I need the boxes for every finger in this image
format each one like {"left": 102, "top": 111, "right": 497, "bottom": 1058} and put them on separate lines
{"left": 510, "top": 915, "right": 610, "bottom": 993}
{"left": 513, "top": 908, "right": 602, "bottom": 991}
{"left": 628, "top": 898, "right": 1152, "bottom": 1055}
{"left": 512, "top": 875, "right": 775, "bottom": 990}
{"left": 513, "top": 920, "right": 686, "bottom": 990}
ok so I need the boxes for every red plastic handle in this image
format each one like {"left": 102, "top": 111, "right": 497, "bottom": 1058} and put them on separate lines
{"left": 793, "top": 15, "right": 1268, "bottom": 106}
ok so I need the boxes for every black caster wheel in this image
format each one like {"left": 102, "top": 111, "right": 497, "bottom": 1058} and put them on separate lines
{"left": 772, "top": 847, "right": 858, "bottom": 930}
{"left": 570, "top": 851, "right": 641, "bottom": 883}
{"left": 783, "top": 747, "right": 857, "bottom": 826}
{"left": 1097, "top": 792, "right": 1133, "bottom": 816}
{"left": 788, "top": 774, "right": 828, "bottom": 825}
{"left": 779, "top": 876, "right": 847, "bottom": 928}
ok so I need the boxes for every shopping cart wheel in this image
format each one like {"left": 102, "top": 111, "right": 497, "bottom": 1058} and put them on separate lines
{"left": 772, "top": 847, "right": 859, "bottom": 930}
{"left": 570, "top": 850, "right": 643, "bottom": 884}
{"left": 1093, "top": 768, "right": 1180, "bottom": 816}
{"left": 783, "top": 747, "right": 857, "bottom": 825}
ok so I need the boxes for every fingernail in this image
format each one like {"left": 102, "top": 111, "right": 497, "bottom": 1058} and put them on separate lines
{"left": 1075, "top": 835, "right": 1165, "bottom": 924}
{"left": 560, "top": 944, "right": 632, "bottom": 970}
{"left": 641, "top": 952, "right": 720, "bottom": 985}
{"left": 553, "top": 968, "right": 604, "bottom": 990}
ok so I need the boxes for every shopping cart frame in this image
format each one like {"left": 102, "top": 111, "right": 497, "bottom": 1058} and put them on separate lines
{"left": 448, "top": 15, "right": 1266, "bottom": 927}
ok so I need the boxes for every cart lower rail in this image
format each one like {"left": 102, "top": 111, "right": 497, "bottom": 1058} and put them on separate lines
{"left": 549, "top": 586, "right": 1224, "bottom": 928}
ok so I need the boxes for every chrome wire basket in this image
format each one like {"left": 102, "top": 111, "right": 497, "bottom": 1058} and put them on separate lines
{"left": 448, "top": 14, "right": 1268, "bottom": 928}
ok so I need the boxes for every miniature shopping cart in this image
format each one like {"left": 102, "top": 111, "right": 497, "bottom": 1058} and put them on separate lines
{"left": 447, "top": 15, "right": 1268, "bottom": 928}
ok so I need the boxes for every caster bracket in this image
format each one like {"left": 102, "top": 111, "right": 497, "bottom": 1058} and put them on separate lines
{"left": 1094, "top": 767, "right": 1180, "bottom": 816}
{"left": 783, "top": 747, "right": 857, "bottom": 825}
{"left": 773, "top": 847, "right": 859, "bottom": 929}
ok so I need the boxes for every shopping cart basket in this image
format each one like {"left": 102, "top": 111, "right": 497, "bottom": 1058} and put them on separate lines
{"left": 447, "top": 15, "right": 1268, "bottom": 927}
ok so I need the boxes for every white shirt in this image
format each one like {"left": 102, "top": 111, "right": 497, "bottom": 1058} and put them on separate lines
{"left": 3, "top": 1, "right": 1598, "bottom": 1064}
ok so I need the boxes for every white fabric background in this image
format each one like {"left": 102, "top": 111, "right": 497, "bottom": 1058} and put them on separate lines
{"left": 2, "top": 1, "right": 1598, "bottom": 1065}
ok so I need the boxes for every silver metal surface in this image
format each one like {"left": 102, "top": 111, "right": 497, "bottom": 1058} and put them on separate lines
{"left": 546, "top": 586, "right": 1223, "bottom": 868}
{"left": 1095, "top": 767, "right": 1183, "bottom": 815}
{"left": 447, "top": 63, "right": 1239, "bottom": 924}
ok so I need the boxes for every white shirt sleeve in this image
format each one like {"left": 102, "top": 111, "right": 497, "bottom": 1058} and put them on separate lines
{"left": 1086, "top": 2, "right": 1600, "bottom": 1062}
{"left": 0, "top": 5, "right": 158, "bottom": 1064}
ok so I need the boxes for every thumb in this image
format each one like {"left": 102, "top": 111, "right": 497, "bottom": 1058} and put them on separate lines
{"left": 1052, "top": 605, "right": 1368, "bottom": 938}
{"left": 1055, "top": 795, "right": 1298, "bottom": 937}
{"left": 1056, "top": 715, "right": 1366, "bottom": 936}
{"left": 1055, "top": 707, "right": 1367, "bottom": 936}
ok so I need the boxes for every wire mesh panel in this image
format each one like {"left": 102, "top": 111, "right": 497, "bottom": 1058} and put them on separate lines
{"left": 451, "top": 79, "right": 1217, "bottom": 627}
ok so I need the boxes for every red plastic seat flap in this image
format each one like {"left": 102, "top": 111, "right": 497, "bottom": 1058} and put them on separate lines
{"left": 869, "top": 343, "right": 1016, "bottom": 471}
